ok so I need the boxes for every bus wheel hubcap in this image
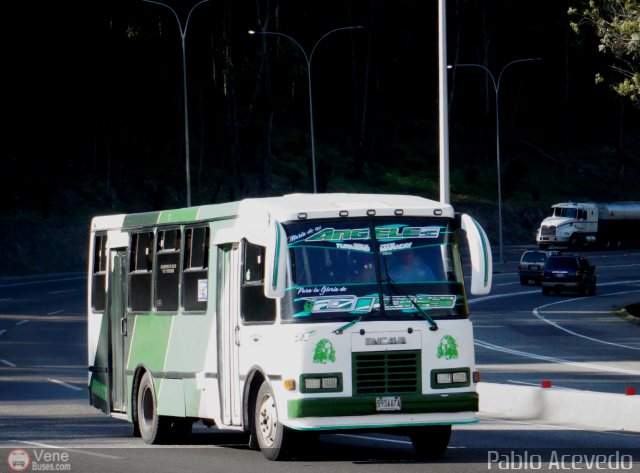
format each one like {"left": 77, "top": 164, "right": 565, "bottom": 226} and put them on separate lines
{"left": 258, "top": 394, "right": 277, "bottom": 446}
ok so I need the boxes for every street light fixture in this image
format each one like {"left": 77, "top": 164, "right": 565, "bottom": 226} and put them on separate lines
{"left": 249, "top": 26, "right": 364, "bottom": 193}
{"left": 143, "top": 0, "right": 209, "bottom": 208}
{"left": 448, "top": 58, "right": 542, "bottom": 263}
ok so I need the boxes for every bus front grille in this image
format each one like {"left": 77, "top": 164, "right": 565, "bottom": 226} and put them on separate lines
{"left": 352, "top": 351, "right": 421, "bottom": 395}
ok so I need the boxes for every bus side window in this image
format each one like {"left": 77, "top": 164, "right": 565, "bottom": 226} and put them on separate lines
{"left": 129, "top": 231, "right": 154, "bottom": 313}
{"left": 182, "top": 226, "right": 209, "bottom": 312}
{"left": 91, "top": 233, "right": 107, "bottom": 312}
{"left": 155, "top": 228, "right": 181, "bottom": 313}
{"left": 241, "top": 242, "right": 276, "bottom": 324}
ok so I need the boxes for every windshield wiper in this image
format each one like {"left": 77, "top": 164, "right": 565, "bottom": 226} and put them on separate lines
{"left": 381, "top": 256, "right": 439, "bottom": 331}
{"left": 333, "top": 276, "right": 440, "bottom": 334}
{"left": 333, "top": 307, "right": 379, "bottom": 334}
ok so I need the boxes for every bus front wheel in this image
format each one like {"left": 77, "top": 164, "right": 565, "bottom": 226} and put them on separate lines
{"left": 409, "top": 424, "right": 452, "bottom": 459}
{"left": 254, "top": 381, "right": 293, "bottom": 460}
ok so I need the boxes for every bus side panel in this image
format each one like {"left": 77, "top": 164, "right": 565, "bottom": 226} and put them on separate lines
{"left": 158, "top": 311, "right": 217, "bottom": 418}
{"left": 157, "top": 379, "right": 185, "bottom": 417}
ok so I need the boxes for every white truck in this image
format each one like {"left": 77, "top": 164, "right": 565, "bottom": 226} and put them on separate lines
{"left": 536, "top": 201, "right": 640, "bottom": 249}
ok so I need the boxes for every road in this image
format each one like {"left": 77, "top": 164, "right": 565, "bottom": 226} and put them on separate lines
{"left": 472, "top": 247, "right": 640, "bottom": 394}
{"left": 0, "top": 250, "right": 639, "bottom": 472}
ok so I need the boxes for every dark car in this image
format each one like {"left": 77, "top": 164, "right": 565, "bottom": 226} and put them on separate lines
{"left": 541, "top": 254, "right": 596, "bottom": 296}
{"left": 518, "top": 250, "right": 555, "bottom": 285}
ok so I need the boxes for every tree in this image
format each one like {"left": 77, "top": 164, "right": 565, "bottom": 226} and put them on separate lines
{"left": 569, "top": 0, "right": 640, "bottom": 107}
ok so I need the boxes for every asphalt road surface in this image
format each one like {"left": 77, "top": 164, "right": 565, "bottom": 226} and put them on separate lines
{"left": 473, "top": 247, "right": 640, "bottom": 394}
{"left": 1, "top": 249, "right": 639, "bottom": 472}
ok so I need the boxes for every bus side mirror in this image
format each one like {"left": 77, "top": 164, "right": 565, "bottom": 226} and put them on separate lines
{"left": 264, "top": 220, "right": 287, "bottom": 299}
{"left": 459, "top": 214, "right": 492, "bottom": 295}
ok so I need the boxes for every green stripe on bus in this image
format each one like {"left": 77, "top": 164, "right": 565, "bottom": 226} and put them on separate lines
{"left": 123, "top": 212, "right": 162, "bottom": 229}
{"left": 127, "top": 314, "right": 173, "bottom": 372}
{"left": 158, "top": 207, "right": 200, "bottom": 224}
{"left": 90, "top": 378, "right": 108, "bottom": 402}
{"left": 288, "top": 392, "right": 478, "bottom": 418}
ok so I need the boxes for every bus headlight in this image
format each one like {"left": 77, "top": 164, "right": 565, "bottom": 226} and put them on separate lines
{"left": 304, "top": 378, "right": 321, "bottom": 390}
{"left": 321, "top": 377, "right": 338, "bottom": 389}
{"left": 300, "top": 373, "right": 342, "bottom": 393}
{"left": 431, "top": 368, "right": 471, "bottom": 389}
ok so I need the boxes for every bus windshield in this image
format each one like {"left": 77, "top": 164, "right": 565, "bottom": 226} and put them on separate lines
{"left": 281, "top": 217, "right": 468, "bottom": 322}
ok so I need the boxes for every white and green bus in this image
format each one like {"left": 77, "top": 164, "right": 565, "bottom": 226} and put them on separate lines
{"left": 87, "top": 193, "right": 492, "bottom": 460}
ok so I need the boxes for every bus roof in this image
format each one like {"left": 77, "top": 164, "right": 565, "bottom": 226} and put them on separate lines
{"left": 91, "top": 193, "right": 452, "bottom": 232}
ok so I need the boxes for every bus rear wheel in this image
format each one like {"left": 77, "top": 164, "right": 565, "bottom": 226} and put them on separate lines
{"left": 137, "top": 371, "right": 170, "bottom": 444}
{"left": 409, "top": 424, "right": 452, "bottom": 459}
{"left": 254, "top": 381, "right": 293, "bottom": 460}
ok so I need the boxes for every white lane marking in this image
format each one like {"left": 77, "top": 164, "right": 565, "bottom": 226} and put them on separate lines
{"left": 15, "top": 320, "right": 29, "bottom": 326}
{"left": 48, "top": 290, "right": 76, "bottom": 295}
{"left": 469, "top": 290, "right": 540, "bottom": 304}
{"left": 532, "top": 289, "right": 640, "bottom": 351}
{"left": 0, "top": 329, "right": 6, "bottom": 337}
{"left": 496, "top": 282, "right": 522, "bottom": 287}
{"left": 475, "top": 339, "right": 640, "bottom": 375}
{"left": 469, "top": 279, "right": 640, "bottom": 305}
{"left": 0, "top": 359, "right": 17, "bottom": 367}
{"left": 506, "top": 379, "right": 579, "bottom": 390}
{"left": 507, "top": 379, "right": 543, "bottom": 387}
{"left": 47, "top": 310, "right": 64, "bottom": 315}
{"left": 19, "top": 441, "right": 122, "bottom": 460}
{"left": 0, "top": 275, "right": 85, "bottom": 289}
{"left": 47, "top": 378, "right": 82, "bottom": 391}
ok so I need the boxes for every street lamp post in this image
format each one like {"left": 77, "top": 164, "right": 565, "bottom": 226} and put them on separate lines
{"left": 448, "top": 58, "right": 541, "bottom": 263}
{"left": 143, "top": 0, "right": 209, "bottom": 208}
{"left": 249, "top": 26, "right": 364, "bottom": 193}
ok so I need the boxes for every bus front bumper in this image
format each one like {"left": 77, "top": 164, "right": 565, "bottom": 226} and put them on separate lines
{"left": 285, "top": 392, "right": 478, "bottom": 429}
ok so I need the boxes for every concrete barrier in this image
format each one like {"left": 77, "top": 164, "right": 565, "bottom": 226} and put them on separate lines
{"left": 477, "top": 382, "right": 640, "bottom": 432}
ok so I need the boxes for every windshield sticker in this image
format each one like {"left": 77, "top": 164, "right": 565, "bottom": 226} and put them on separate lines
{"left": 336, "top": 242, "right": 371, "bottom": 252}
{"left": 437, "top": 335, "right": 459, "bottom": 360}
{"left": 293, "top": 225, "right": 441, "bottom": 245}
{"left": 297, "top": 285, "right": 349, "bottom": 296}
{"left": 313, "top": 339, "right": 336, "bottom": 364}
{"left": 379, "top": 242, "right": 412, "bottom": 253}
{"left": 293, "top": 294, "right": 457, "bottom": 317}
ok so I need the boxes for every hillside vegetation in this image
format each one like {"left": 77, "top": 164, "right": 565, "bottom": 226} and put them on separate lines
{"left": 2, "top": 137, "right": 638, "bottom": 277}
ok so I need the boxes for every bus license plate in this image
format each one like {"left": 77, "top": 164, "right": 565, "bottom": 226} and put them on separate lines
{"left": 376, "top": 396, "right": 401, "bottom": 411}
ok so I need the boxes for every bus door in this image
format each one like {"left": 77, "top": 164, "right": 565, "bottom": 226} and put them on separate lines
{"left": 218, "top": 244, "right": 242, "bottom": 426}
{"left": 108, "top": 249, "right": 128, "bottom": 413}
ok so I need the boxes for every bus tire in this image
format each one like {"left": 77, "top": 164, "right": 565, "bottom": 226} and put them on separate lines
{"left": 410, "top": 424, "right": 451, "bottom": 459}
{"left": 137, "top": 371, "right": 169, "bottom": 444}
{"left": 254, "top": 381, "right": 291, "bottom": 460}
{"left": 131, "top": 376, "right": 141, "bottom": 438}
